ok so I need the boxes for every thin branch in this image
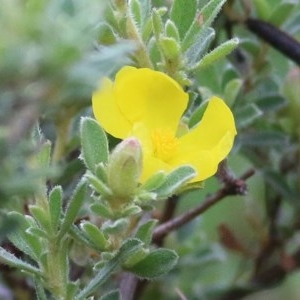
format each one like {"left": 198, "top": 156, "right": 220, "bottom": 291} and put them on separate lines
{"left": 153, "top": 168, "right": 255, "bottom": 242}
{"left": 119, "top": 272, "right": 139, "bottom": 300}
{"left": 175, "top": 287, "right": 188, "bottom": 300}
{"left": 155, "top": 195, "right": 179, "bottom": 247}
{"left": 246, "top": 18, "right": 300, "bottom": 66}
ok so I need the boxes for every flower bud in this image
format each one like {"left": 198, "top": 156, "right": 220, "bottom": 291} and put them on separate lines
{"left": 107, "top": 138, "right": 143, "bottom": 204}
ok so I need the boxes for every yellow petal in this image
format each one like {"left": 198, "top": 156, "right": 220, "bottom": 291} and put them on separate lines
{"left": 114, "top": 66, "right": 188, "bottom": 132}
{"left": 130, "top": 122, "right": 173, "bottom": 182}
{"left": 173, "top": 97, "right": 237, "bottom": 181}
{"left": 141, "top": 154, "right": 173, "bottom": 182}
{"left": 92, "top": 77, "right": 131, "bottom": 138}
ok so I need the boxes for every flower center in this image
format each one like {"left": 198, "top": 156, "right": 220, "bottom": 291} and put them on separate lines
{"left": 151, "top": 128, "right": 178, "bottom": 162}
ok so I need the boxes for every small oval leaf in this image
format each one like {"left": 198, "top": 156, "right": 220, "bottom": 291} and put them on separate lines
{"left": 128, "top": 248, "right": 178, "bottom": 279}
{"left": 80, "top": 117, "right": 109, "bottom": 173}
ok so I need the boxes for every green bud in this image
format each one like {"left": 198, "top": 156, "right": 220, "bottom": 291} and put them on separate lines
{"left": 107, "top": 138, "right": 143, "bottom": 203}
{"left": 128, "top": 0, "right": 142, "bottom": 27}
{"left": 165, "top": 19, "right": 180, "bottom": 42}
{"left": 159, "top": 36, "right": 181, "bottom": 60}
{"left": 152, "top": 9, "right": 164, "bottom": 39}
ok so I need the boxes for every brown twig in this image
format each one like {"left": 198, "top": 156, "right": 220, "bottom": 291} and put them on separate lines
{"left": 246, "top": 18, "right": 300, "bottom": 66}
{"left": 153, "top": 168, "right": 255, "bottom": 243}
{"left": 119, "top": 272, "right": 139, "bottom": 300}
{"left": 155, "top": 194, "right": 179, "bottom": 247}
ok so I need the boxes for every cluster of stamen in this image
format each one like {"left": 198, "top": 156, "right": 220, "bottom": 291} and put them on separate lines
{"left": 151, "top": 128, "right": 178, "bottom": 162}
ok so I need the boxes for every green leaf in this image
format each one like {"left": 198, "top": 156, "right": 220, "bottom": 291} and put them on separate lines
{"left": 66, "top": 281, "right": 79, "bottom": 300}
{"left": 221, "top": 65, "right": 240, "bottom": 88}
{"left": 8, "top": 231, "right": 38, "bottom": 260}
{"left": 152, "top": 9, "right": 164, "bottom": 39}
{"left": 61, "top": 238, "right": 69, "bottom": 282}
{"left": 122, "top": 205, "right": 142, "bottom": 217}
{"left": 26, "top": 227, "right": 48, "bottom": 239}
{"left": 235, "top": 103, "right": 263, "bottom": 128}
{"left": 66, "top": 282, "right": 80, "bottom": 300}
{"left": 154, "top": 165, "right": 197, "bottom": 199}
{"left": 170, "top": 0, "right": 197, "bottom": 39}
{"left": 141, "top": 171, "right": 167, "bottom": 191}
{"left": 90, "top": 202, "right": 113, "bottom": 219}
{"left": 34, "top": 278, "right": 47, "bottom": 300}
{"left": 95, "top": 163, "right": 108, "bottom": 183}
{"left": 200, "top": 0, "right": 227, "bottom": 28}
{"left": 185, "top": 27, "right": 215, "bottom": 67}
{"left": 70, "top": 225, "right": 97, "bottom": 249}
{"left": 80, "top": 117, "right": 109, "bottom": 173}
{"left": 99, "top": 290, "right": 120, "bottom": 300}
{"left": 85, "top": 172, "right": 112, "bottom": 198}
{"left": 36, "top": 140, "right": 52, "bottom": 197}
{"left": 159, "top": 36, "right": 181, "bottom": 60}
{"left": 0, "top": 246, "right": 42, "bottom": 276}
{"left": 268, "top": 0, "right": 296, "bottom": 26}
{"left": 81, "top": 221, "right": 109, "bottom": 251}
{"left": 188, "top": 101, "right": 209, "bottom": 128}
{"left": 135, "top": 219, "right": 158, "bottom": 246}
{"left": 97, "top": 22, "right": 117, "bottom": 45}
{"left": 224, "top": 78, "right": 243, "bottom": 107}
{"left": 149, "top": 36, "right": 162, "bottom": 65}
{"left": 102, "top": 219, "right": 129, "bottom": 235}
{"left": 255, "top": 95, "right": 287, "bottom": 112}
{"left": 139, "top": 0, "right": 151, "bottom": 24}
{"left": 165, "top": 19, "right": 180, "bottom": 42}
{"left": 128, "top": 248, "right": 178, "bottom": 279}
{"left": 76, "top": 239, "right": 143, "bottom": 300}
{"left": 191, "top": 38, "right": 239, "bottom": 71}
{"left": 264, "top": 170, "right": 298, "bottom": 203}
{"left": 37, "top": 140, "right": 52, "bottom": 171}
{"left": 23, "top": 230, "right": 43, "bottom": 259}
{"left": 49, "top": 185, "right": 63, "bottom": 232}
{"left": 8, "top": 231, "right": 37, "bottom": 261}
{"left": 58, "top": 180, "right": 87, "bottom": 239}
{"left": 7, "top": 213, "right": 39, "bottom": 260}
{"left": 129, "top": 0, "right": 142, "bottom": 28}
{"left": 142, "top": 18, "right": 153, "bottom": 42}
{"left": 253, "top": 0, "right": 272, "bottom": 20}
{"left": 136, "top": 191, "right": 157, "bottom": 203}
{"left": 29, "top": 206, "right": 52, "bottom": 234}
{"left": 180, "top": 0, "right": 226, "bottom": 52}
{"left": 123, "top": 248, "right": 149, "bottom": 268}
{"left": 238, "top": 131, "right": 289, "bottom": 147}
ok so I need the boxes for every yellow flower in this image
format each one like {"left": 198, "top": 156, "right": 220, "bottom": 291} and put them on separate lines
{"left": 92, "top": 66, "right": 237, "bottom": 182}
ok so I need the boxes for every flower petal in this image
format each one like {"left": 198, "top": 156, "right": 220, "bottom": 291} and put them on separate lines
{"left": 114, "top": 66, "right": 188, "bottom": 131}
{"left": 141, "top": 154, "right": 173, "bottom": 182}
{"left": 130, "top": 122, "right": 173, "bottom": 182}
{"left": 92, "top": 77, "right": 131, "bottom": 138}
{"left": 173, "top": 97, "right": 237, "bottom": 181}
